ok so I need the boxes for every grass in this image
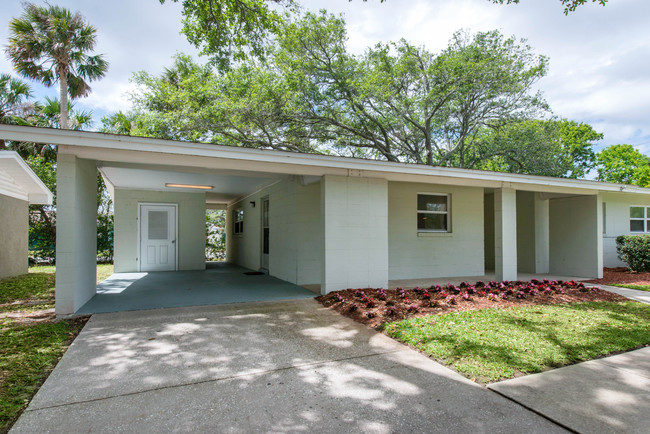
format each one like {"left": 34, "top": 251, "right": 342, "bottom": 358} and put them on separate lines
{"left": 384, "top": 301, "right": 650, "bottom": 383}
{"left": 611, "top": 283, "right": 650, "bottom": 292}
{"left": 0, "top": 264, "right": 112, "bottom": 432}
{"left": 0, "top": 319, "right": 85, "bottom": 432}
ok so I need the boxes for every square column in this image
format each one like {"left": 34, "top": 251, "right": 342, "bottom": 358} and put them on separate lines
{"left": 534, "top": 194, "right": 550, "bottom": 274}
{"left": 321, "top": 175, "right": 388, "bottom": 294}
{"left": 56, "top": 154, "right": 97, "bottom": 315}
{"left": 494, "top": 187, "right": 517, "bottom": 281}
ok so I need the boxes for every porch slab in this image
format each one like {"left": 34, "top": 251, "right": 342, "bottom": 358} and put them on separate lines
{"left": 76, "top": 262, "right": 315, "bottom": 314}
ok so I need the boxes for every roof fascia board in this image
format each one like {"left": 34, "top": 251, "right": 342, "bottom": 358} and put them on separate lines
{"left": 63, "top": 145, "right": 608, "bottom": 196}
{"left": 2, "top": 125, "right": 649, "bottom": 195}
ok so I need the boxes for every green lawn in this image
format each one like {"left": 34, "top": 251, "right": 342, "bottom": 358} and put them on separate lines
{"left": 384, "top": 301, "right": 650, "bottom": 383}
{"left": 611, "top": 283, "right": 650, "bottom": 292}
{"left": 0, "top": 264, "right": 112, "bottom": 432}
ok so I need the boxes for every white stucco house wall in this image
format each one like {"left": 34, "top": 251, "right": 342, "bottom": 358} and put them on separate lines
{"left": 0, "top": 151, "right": 53, "bottom": 279}
{"left": 0, "top": 125, "right": 648, "bottom": 315}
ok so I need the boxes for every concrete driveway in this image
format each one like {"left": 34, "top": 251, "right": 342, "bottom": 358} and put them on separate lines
{"left": 12, "top": 299, "right": 563, "bottom": 433}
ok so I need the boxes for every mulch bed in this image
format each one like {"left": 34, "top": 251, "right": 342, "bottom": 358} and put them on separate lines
{"left": 586, "top": 267, "right": 650, "bottom": 286}
{"left": 316, "top": 279, "right": 628, "bottom": 328}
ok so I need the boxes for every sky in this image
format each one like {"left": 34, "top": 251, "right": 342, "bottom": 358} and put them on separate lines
{"left": 1, "top": 0, "right": 649, "bottom": 155}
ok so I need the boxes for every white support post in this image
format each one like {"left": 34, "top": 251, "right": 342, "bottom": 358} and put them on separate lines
{"left": 534, "top": 194, "right": 550, "bottom": 274}
{"left": 321, "top": 175, "right": 388, "bottom": 294}
{"left": 595, "top": 194, "right": 604, "bottom": 278}
{"left": 494, "top": 187, "right": 517, "bottom": 282}
{"left": 55, "top": 154, "right": 97, "bottom": 315}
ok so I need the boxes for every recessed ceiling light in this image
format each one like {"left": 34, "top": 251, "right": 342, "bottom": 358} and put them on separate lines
{"left": 165, "top": 183, "right": 213, "bottom": 190}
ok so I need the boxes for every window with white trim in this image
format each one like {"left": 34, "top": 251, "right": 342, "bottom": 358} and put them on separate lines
{"left": 233, "top": 209, "right": 244, "bottom": 234}
{"left": 630, "top": 206, "right": 650, "bottom": 233}
{"left": 417, "top": 193, "right": 450, "bottom": 232}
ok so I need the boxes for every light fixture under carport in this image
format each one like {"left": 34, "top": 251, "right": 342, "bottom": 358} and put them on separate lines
{"left": 165, "top": 183, "right": 213, "bottom": 190}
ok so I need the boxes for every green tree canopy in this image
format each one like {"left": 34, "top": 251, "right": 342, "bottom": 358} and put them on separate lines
{"left": 159, "top": 0, "right": 296, "bottom": 69}
{"left": 596, "top": 144, "right": 650, "bottom": 187}
{"left": 473, "top": 119, "right": 601, "bottom": 177}
{"left": 118, "top": 11, "right": 606, "bottom": 179}
{"left": 128, "top": 12, "right": 549, "bottom": 166}
{"left": 6, "top": 3, "right": 108, "bottom": 129}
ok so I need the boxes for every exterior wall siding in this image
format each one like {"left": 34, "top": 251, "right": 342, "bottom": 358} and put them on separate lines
{"left": 113, "top": 189, "right": 206, "bottom": 273}
{"left": 227, "top": 178, "right": 321, "bottom": 285}
{"left": 601, "top": 191, "right": 650, "bottom": 267}
{"left": 0, "top": 193, "right": 29, "bottom": 279}
{"left": 388, "top": 181, "right": 484, "bottom": 280}
{"left": 321, "top": 176, "right": 388, "bottom": 293}
{"left": 549, "top": 195, "right": 602, "bottom": 278}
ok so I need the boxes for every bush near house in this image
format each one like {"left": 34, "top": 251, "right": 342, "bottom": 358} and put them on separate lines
{"left": 616, "top": 235, "right": 650, "bottom": 272}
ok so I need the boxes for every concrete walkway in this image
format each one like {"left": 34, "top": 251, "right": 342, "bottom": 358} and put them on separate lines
{"left": 77, "top": 262, "right": 315, "bottom": 314}
{"left": 594, "top": 283, "right": 650, "bottom": 304}
{"left": 12, "top": 299, "right": 563, "bottom": 433}
{"left": 489, "top": 347, "right": 650, "bottom": 433}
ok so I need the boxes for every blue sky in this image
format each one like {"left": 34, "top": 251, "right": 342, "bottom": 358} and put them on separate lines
{"left": 1, "top": 0, "right": 649, "bottom": 154}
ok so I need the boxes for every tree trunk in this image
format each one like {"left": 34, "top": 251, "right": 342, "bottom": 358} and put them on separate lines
{"left": 59, "top": 70, "right": 69, "bottom": 129}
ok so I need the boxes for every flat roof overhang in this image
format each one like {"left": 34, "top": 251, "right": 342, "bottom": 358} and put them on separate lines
{"left": 1, "top": 124, "right": 649, "bottom": 201}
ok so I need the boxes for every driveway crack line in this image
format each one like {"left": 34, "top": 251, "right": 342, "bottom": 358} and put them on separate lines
{"left": 488, "top": 387, "right": 579, "bottom": 433}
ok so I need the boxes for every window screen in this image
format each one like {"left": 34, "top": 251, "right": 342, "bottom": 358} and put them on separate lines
{"left": 148, "top": 210, "right": 168, "bottom": 240}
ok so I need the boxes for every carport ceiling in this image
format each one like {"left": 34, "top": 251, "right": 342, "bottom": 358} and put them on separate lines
{"left": 99, "top": 162, "right": 285, "bottom": 204}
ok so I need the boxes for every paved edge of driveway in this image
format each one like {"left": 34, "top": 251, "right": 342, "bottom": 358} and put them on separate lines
{"left": 592, "top": 283, "right": 650, "bottom": 304}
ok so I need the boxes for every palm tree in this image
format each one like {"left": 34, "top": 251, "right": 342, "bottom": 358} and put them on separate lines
{"left": 6, "top": 3, "right": 108, "bottom": 129}
{"left": 9, "top": 97, "right": 93, "bottom": 160}
{"left": 0, "top": 73, "right": 33, "bottom": 149}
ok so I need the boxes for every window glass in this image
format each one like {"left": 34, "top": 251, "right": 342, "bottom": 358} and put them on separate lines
{"left": 630, "top": 220, "right": 644, "bottom": 232}
{"left": 417, "top": 193, "right": 449, "bottom": 232}
{"left": 233, "top": 209, "right": 244, "bottom": 234}
{"left": 417, "top": 213, "right": 447, "bottom": 231}
{"left": 418, "top": 195, "right": 447, "bottom": 212}
{"left": 630, "top": 206, "right": 644, "bottom": 218}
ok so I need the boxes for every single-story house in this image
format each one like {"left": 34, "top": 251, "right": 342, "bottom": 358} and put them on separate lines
{"left": 0, "top": 125, "right": 648, "bottom": 315}
{"left": 0, "top": 150, "right": 53, "bottom": 279}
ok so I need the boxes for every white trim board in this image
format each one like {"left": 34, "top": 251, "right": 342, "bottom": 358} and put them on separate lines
{"left": 0, "top": 151, "right": 53, "bottom": 204}
{"left": 1, "top": 124, "right": 649, "bottom": 196}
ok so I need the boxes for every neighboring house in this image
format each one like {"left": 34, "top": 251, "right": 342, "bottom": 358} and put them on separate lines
{"left": 0, "top": 151, "right": 53, "bottom": 279}
{"left": 0, "top": 125, "right": 649, "bottom": 315}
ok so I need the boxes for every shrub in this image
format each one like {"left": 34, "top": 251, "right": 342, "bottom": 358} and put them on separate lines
{"left": 616, "top": 235, "right": 650, "bottom": 272}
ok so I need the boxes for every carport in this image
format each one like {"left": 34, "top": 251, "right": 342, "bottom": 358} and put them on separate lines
{"left": 77, "top": 262, "right": 316, "bottom": 314}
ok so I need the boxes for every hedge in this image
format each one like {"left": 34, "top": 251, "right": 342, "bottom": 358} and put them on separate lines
{"left": 616, "top": 235, "right": 650, "bottom": 272}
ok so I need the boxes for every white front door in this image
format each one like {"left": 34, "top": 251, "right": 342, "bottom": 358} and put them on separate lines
{"left": 140, "top": 204, "right": 177, "bottom": 272}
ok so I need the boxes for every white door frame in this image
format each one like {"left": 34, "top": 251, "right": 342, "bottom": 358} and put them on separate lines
{"left": 137, "top": 202, "right": 179, "bottom": 272}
